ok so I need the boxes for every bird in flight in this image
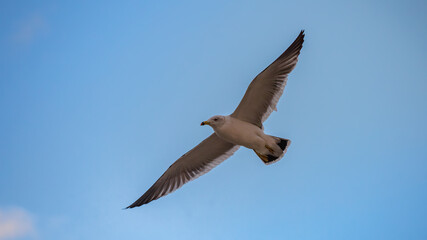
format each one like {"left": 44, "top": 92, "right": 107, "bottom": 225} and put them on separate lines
{"left": 127, "top": 31, "right": 304, "bottom": 208}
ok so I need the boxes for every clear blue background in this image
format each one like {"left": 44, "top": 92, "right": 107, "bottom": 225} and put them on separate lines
{"left": 1, "top": 1, "right": 427, "bottom": 239}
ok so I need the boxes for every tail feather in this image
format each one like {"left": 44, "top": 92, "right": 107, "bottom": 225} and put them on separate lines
{"left": 254, "top": 137, "right": 291, "bottom": 165}
{"left": 277, "top": 138, "right": 290, "bottom": 151}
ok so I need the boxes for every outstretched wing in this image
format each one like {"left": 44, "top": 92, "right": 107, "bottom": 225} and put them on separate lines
{"left": 231, "top": 31, "right": 305, "bottom": 128}
{"left": 126, "top": 134, "right": 239, "bottom": 208}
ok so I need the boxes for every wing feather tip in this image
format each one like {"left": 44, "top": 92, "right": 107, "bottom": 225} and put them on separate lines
{"left": 126, "top": 200, "right": 149, "bottom": 209}
{"left": 125, "top": 204, "right": 135, "bottom": 209}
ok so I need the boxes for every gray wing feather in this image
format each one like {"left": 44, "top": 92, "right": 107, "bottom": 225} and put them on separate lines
{"left": 126, "top": 134, "right": 239, "bottom": 208}
{"left": 231, "top": 31, "right": 305, "bottom": 128}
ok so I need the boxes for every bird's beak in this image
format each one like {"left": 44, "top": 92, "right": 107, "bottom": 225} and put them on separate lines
{"left": 201, "top": 121, "right": 210, "bottom": 126}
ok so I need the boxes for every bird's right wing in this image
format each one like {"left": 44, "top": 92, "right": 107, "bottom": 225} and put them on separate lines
{"left": 126, "top": 134, "right": 239, "bottom": 208}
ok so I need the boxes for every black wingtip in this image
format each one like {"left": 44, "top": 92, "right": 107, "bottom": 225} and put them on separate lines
{"left": 124, "top": 204, "right": 136, "bottom": 209}
{"left": 125, "top": 199, "right": 149, "bottom": 209}
{"left": 124, "top": 202, "right": 137, "bottom": 209}
{"left": 298, "top": 30, "right": 305, "bottom": 41}
{"left": 123, "top": 205, "right": 132, "bottom": 210}
{"left": 296, "top": 30, "right": 305, "bottom": 42}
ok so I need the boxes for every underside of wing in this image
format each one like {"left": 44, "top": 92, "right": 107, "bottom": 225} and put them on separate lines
{"left": 231, "top": 31, "right": 305, "bottom": 128}
{"left": 126, "top": 134, "right": 239, "bottom": 208}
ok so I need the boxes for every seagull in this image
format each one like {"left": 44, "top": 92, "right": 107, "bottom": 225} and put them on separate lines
{"left": 127, "top": 31, "right": 304, "bottom": 208}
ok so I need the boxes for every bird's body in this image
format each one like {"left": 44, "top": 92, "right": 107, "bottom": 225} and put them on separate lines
{"left": 208, "top": 116, "right": 286, "bottom": 158}
{"left": 211, "top": 116, "right": 264, "bottom": 150}
{"left": 127, "top": 31, "right": 305, "bottom": 208}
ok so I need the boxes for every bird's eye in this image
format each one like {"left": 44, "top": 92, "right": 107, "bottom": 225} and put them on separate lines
{"left": 214, "top": 118, "right": 218, "bottom": 121}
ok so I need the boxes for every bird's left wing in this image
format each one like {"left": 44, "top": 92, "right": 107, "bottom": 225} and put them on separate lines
{"left": 231, "top": 31, "right": 304, "bottom": 128}
{"left": 126, "top": 134, "right": 239, "bottom": 208}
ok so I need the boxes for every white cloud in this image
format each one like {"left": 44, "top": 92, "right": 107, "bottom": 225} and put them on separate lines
{"left": 10, "top": 13, "right": 48, "bottom": 45}
{"left": 0, "top": 208, "right": 35, "bottom": 240}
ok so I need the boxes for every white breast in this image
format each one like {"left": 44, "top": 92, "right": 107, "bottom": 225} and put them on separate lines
{"left": 213, "top": 116, "right": 265, "bottom": 149}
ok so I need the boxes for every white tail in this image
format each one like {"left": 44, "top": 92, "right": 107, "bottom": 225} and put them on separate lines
{"left": 254, "top": 136, "right": 291, "bottom": 165}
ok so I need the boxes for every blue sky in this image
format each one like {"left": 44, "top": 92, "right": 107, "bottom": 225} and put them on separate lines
{"left": 1, "top": 0, "right": 427, "bottom": 239}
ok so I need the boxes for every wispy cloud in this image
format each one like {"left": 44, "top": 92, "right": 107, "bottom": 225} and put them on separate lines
{"left": 10, "top": 12, "right": 48, "bottom": 45}
{"left": 0, "top": 208, "right": 35, "bottom": 240}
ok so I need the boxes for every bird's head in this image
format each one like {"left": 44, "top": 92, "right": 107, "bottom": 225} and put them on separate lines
{"left": 201, "top": 115, "right": 226, "bottom": 128}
